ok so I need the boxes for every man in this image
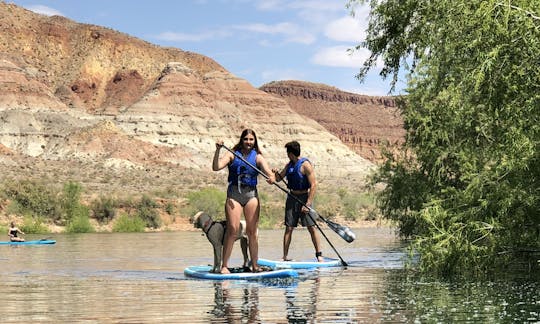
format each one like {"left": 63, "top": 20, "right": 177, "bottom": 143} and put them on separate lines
{"left": 273, "top": 141, "right": 323, "bottom": 262}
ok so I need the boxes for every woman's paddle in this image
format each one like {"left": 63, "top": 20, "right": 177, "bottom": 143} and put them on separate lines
{"left": 221, "top": 144, "right": 355, "bottom": 266}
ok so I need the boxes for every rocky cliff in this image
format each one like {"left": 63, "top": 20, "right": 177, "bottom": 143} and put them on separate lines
{"left": 0, "top": 3, "right": 379, "bottom": 196}
{"left": 260, "top": 81, "right": 404, "bottom": 163}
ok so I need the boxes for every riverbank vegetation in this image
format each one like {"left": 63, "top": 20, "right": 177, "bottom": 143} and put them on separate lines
{"left": 0, "top": 179, "right": 379, "bottom": 234}
{"left": 349, "top": 0, "right": 539, "bottom": 276}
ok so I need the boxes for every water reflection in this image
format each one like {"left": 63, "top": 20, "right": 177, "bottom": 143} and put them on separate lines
{"left": 211, "top": 281, "right": 260, "bottom": 323}
{"left": 284, "top": 277, "right": 320, "bottom": 323}
{"left": 376, "top": 270, "right": 540, "bottom": 323}
{"left": 0, "top": 230, "right": 538, "bottom": 323}
{"left": 208, "top": 277, "right": 323, "bottom": 323}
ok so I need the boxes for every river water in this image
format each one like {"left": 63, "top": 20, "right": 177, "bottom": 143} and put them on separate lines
{"left": 1, "top": 228, "right": 538, "bottom": 323}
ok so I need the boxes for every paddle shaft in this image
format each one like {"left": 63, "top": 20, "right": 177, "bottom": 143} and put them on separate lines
{"left": 220, "top": 144, "right": 348, "bottom": 266}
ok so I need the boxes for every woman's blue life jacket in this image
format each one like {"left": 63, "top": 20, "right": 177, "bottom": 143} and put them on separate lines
{"left": 286, "top": 157, "right": 311, "bottom": 190}
{"left": 228, "top": 150, "right": 259, "bottom": 188}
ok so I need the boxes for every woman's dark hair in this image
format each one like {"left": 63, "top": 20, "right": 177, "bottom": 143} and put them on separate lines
{"left": 285, "top": 141, "right": 301, "bottom": 157}
{"left": 233, "top": 129, "right": 261, "bottom": 153}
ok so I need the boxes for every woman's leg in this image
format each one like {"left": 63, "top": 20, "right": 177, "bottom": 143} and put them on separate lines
{"left": 221, "top": 198, "right": 242, "bottom": 274}
{"left": 243, "top": 198, "right": 260, "bottom": 271}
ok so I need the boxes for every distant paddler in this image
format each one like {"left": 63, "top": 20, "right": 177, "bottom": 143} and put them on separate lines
{"left": 8, "top": 221, "right": 25, "bottom": 242}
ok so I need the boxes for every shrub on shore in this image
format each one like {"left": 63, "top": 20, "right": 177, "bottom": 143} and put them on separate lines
{"left": 0, "top": 179, "right": 378, "bottom": 232}
{"left": 112, "top": 213, "right": 146, "bottom": 232}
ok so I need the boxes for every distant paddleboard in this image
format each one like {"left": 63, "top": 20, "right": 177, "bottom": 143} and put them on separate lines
{"left": 0, "top": 239, "right": 56, "bottom": 245}
{"left": 257, "top": 257, "right": 343, "bottom": 269}
{"left": 184, "top": 265, "right": 298, "bottom": 280}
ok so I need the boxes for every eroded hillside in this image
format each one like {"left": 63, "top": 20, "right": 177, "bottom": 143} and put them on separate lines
{"left": 0, "top": 3, "right": 378, "bottom": 197}
{"left": 260, "top": 80, "right": 404, "bottom": 163}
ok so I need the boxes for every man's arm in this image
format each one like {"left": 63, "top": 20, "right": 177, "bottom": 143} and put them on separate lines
{"left": 272, "top": 166, "right": 287, "bottom": 183}
{"left": 303, "top": 161, "right": 317, "bottom": 208}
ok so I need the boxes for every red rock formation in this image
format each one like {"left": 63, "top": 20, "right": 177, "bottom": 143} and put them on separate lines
{"left": 260, "top": 80, "right": 405, "bottom": 163}
{"left": 0, "top": 2, "right": 225, "bottom": 113}
{"left": 0, "top": 2, "right": 376, "bottom": 194}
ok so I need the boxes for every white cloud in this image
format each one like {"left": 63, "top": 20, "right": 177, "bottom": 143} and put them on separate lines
{"left": 234, "top": 23, "right": 316, "bottom": 45}
{"left": 324, "top": 16, "right": 367, "bottom": 42}
{"left": 155, "top": 30, "right": 231, "bottom": 42}
{"left": 25, "top": 5, "right": 63, "bottom": 16}
{"left": 311, "top": 45, "right": 372, "bottom": 68}
{"left": 342, "top": 85, "right": 389, "bottom": 96}
{"left": 256, "top": 0, "right": 346, "bottom": 26}
{"left": 156, "top": 21, "right": 315, "bottom": 45}
{"left": 288, "top": 0, "right": 345, "bottom": 12}
{"left": 256, "top": 0, "right": 344, "bottom": 13}
{"left": 255, "top": 0, "right": 283, "bottom": 10}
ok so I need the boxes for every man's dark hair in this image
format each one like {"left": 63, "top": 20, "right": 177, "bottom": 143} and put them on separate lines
{"left": 285, "top": 141, "right": 301, "bottom": 157}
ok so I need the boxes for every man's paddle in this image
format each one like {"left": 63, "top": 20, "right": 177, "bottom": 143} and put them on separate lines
{"left": 220, "top": 144, "right": 355, "bottom": 266}
{"left": 278, "top": 176, "right": 357, "bottom": 244}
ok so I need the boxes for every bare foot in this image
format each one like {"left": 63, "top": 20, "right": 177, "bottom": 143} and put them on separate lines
{"left": 220, "top": 267, "right": 230, "bottom": 274}
{"left": 281, "top": 257, "right": 292, "bottom": 262}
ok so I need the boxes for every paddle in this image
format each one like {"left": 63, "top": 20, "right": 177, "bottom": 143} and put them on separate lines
{"left": 220, "top": 144, "right": 355, "bottom": 266}
{"left": 279, "top": 176, "right": 357, "bottom": 244}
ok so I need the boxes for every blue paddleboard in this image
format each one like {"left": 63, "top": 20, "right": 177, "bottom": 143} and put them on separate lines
{"left": 184, "top": 265, "right": 298, "bottom": 280}
{"left": 0, "top": 239, "right": 56, "bottom": 245}
{"left": 257, "top": 257, "right": 343, "bottom": 269}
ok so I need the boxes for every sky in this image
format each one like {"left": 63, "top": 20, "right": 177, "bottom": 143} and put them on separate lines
{"left": 10, "top": 0, "right": 405, "bottom": 96}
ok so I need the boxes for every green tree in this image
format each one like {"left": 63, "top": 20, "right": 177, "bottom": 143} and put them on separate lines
{"left": 186, "top": 187, "right": 226, "bottom": 218}
{"left": 112, "top": 213, "right": 146, "bottom": 233}
{"left": 61, "top": 181, "right": 82, "bottom": 225}
{"left": 349, "top": 0, "right": 540, "bottom": 275}
{"left": 65, "top": 204, "right": 95, "bottom": 233}
{"left": 4, "top": 180, "right": 61, "bottom": 222}
{"left": 136, "top": 195, "right": 161, "bottom": 229}
{"left": 62, "top": 182, "right": 94, "bottom": 233}
{"left": 91, "top": 195, "right": 117, "bottom": 223}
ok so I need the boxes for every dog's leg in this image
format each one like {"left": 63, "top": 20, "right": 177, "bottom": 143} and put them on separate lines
{"left": 240, "top": 238, "right": 249, "bottom": 268}
{"left": 213, "top": 244, "right": 222, "bottom": 273}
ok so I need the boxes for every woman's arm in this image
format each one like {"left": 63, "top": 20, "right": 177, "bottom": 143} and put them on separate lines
{"left": 272, "top": 165, "right": 287, "bottom": 183}
{"left": 257, "top": 155, "right": 275, "bottom": 184}
{"left": 212, "top": 141, "right": 233, "bottom": 171}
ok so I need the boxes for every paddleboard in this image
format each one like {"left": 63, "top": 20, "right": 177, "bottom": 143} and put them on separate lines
{"left": 184, "top": 265, "right": 298, "bottom": 280}
{"left": 257, "top": 257, "right": 343, "bottom": 269}
{"left": 0, "top": 239, "right": 56, "bottom": 245}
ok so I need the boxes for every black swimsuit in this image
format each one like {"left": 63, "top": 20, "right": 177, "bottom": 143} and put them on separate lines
{"left": 9, "top": 229, "right": 18, "bottom": 237}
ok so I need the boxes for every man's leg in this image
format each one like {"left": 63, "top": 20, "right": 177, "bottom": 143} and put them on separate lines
{"left": 282, "top": 226, "right": 294, "bottom": 261}
{"left": 307, "top": 225, "right": 323, "bottom": 261}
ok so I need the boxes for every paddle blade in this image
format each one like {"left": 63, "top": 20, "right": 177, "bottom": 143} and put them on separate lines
{"left": 326, "top": 219, "right": 356, "bottom": 243}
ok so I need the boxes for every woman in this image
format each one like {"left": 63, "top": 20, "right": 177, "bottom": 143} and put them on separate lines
{"left": 8, "top": 221, "right": 25, "bottom": 242}
{"left": 213, "top": 129, "right": 275, "bottom": 274}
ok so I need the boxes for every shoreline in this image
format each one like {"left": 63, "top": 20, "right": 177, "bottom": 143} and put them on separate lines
{"left": 1, "top": 213, "right": 392, "bottom": 234}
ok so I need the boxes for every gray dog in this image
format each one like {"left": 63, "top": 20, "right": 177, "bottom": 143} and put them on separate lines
{"left": 191, "top": 211, "right": 250, "bottom": 273}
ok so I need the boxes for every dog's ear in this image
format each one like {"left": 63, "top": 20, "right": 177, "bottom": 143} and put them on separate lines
{"left": 191, "top": 211, "right": 204, "bottom": 224}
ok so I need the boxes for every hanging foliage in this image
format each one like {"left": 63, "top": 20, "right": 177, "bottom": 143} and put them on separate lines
{"left": 350, "top": 0, "right": 540, "bottom": 276}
